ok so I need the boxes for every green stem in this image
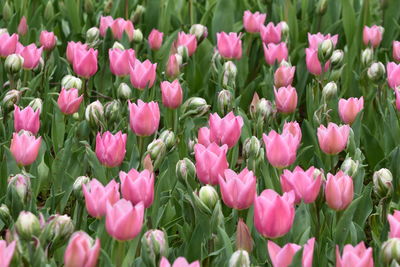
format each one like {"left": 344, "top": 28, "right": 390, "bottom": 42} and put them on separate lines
{"left": 75, "top": 201, "right": 84, "bottom": 230}
{"left": 138, "top": 135, "right": 145, "bottom": 162}
{"left": 113, "top": 240, "right": 126, "bottom": 267}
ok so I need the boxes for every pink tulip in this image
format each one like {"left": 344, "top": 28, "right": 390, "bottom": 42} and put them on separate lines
{"left": 109, "top": 48, "right": 135, "bottom": 76}
{"left": 120, "top": 168, "right": 154, "bottom": 208}
{"left": 393, "top": 41, "right": 400, "bottom": 62}
{"left": 166, "top": 54, "right": 180, "bottom": 78}
{"left": 254, "top": 189, "right": 295, "bottom": 238}
{"left": 0, "top": 33, "right": 18, "bottom": 57}
{"left": 303, "top": 238, "right": 316, "bottom": 267}
{"left": 16, "top": 44, "right": 43, "bottom": 70}
{"left": 274, "top": 65, "right": 295, "bottom": 88}
{"left": 18, "top": 16, "right": 28, "bottom": 36}
{"left": 336, "top": 242, "right": 373, "bottom": 267}
{"left": 73, "top": 48, "right": 98, "bottom": 78}
{"left": 159, "top": 257, "right": 200, "bottom": 267}
{"left": 111, "top": 18, "right": 134, "bottom": 41}
{"left": 325, "top": 171, "right": 354, "bottom": 211}
{"left": 66, "top": 41, "right": 88, "bottom": 64}
{"left": 148, "top": 29, "right": 163, "bottom": 50}
{"left": 305, "top": 48, "right": 330, "bottom": 75}
{"left": 268, "top": 240, "right": 301, "bottom": 267}
{"left": 216, "top": 32, "right": 242, "bottom": 60}
{"left": 209, "top": 112, "right": 243, "bottom": 148}
{"left": 194, "top": 143, "right": 229, "bottom": 185}
{"left": 64, "top": 231, "right": 100, "bottom": 267}
{"left": 39, "top": 31, "right": 57, "bottom": 51}
{"left": 83, "top": 179, "right": 120, "bottom": 218}
{"left": 260, "top": 22, "right": 282, "bottom": 44}
{"left": 99, "top": 16, "right": 114, "bottom": 37}
{"left": 198, "top": 127, "right": 211, "bottom": 147}
{"left": 317, "top": 123, "right": 350, "bottom": 155}
{"left": 129, "top": 59, "right": 157, "bottom": 89}
{"left": 396, "top": 89, "right": 400, "bottom": 111}
{"left": 281, "top": 166, "right": 322, "bottom": 204}
{"left": 161, "top": 80, "right": 183, "bottom": 109}
{"left": 95, "top": 131, "right": 127, "bottom": 167}
{"left": 262, "top": 130, "right": 298, "bottom": 168}
{"left": 57, "top": 88, "right": 84, "bottom": 115}
{"left": 308, "top": 32, "right": 338, "bottom": 51}
{"left": 0, "top": 240, "right": 16, "bottom": 267}
{"left": 363, "top": 25, "right": 383, "bottom": 48}
{"left": 106, "top": 199, "right": 144, "bottom": 241}
{"left": 128, "top": 100, "right": 160, "bottom": 136}
{"left": 10, "top": 131, "right": 41, "bottom": 166}
{"left": 14, "top": 105, "right": 40, "bottom": 135}
{"left": 274, "top": 86, "right": 298, "bottom": 114}
{"left": 243, "top": 10, "right": 266, "bottom": 33}
{"left": 338, "top": 97, "right": 364, "bottom": 124}
{"left": 387, "top": 62, "right": 400, "bottom": 89}
{"left": 388, "top": 210, "right": 400, "bottom": 238}
{"left": 263, "top": 42, "right": 288, "bottom": 65}
{"left": 176, "top": 32, "right": 197, "bottom": 56}
{"left": 218, "top": 168, "right": 256, "bottom": 210}
{"left": 282, "top": 121, "right": 302, "bottom": 149}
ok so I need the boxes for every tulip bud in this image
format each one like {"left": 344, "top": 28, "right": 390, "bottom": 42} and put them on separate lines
{"left": 330, "top": 49, "right": 344, "bottom": 68}
{"left": 7, "top": 174, "right": 30, "bottom": 205}
{"left": 85, "top": 101, "right": 105, "bottom": 128}
{"left": 229, "top": 250, "right": 250, "bottom": 267}
{"left": 341, "top": 157, "right": 359, "bottom": 176}
{"left": 361, "top": 48, "right": 374, "bottom": 67}
{"left": 42, "top": 214, "right": 74, "bottom": 248}
{"left": 322, "top": 81, "right": 338, "bottom": 101}
{"left": 104, "top": 100, "right": 121, "bottom": 124}
{"left": 222, "top": 61, "right": 237, "bottom": 88}
{"left": 373, "top": 168, "right": 393, "bottom": 198}
{"left": 189, "top": 24, "right": 208, "bottom": 44}
{"left": 279, "top": 21, "right": 289, "bottom": 40}
{"left": 131, "top": 5, "right": 145, "bottom": 23}
{"left": 44, "top": 1, "right": 54, "bottom": 20}
{"left": 61, "top": 75, "right": 83, "bottom": 90}
{"left": 133, "top": 29, "right": 143, "bottom": 43}
{"left": 188, "top": 139, "right": 196, "bottom": 155}
{"left": 2, "top": 89, "right": 21, "bottom": 110}
{"left": 5, "top": 54, "right": 24, "bottom": 74}
{"left": 176, "top": 158, "right": 196, "bottom": 184}
{"left": 217, "top": 90, "right": 233, "bottom": 115}
{"left": 72, "top": 176, "right": 90, "bottom": 201}
{"left": 86, "top": 27, "right": 100, "bottom": 44}
{"left": 316, "top": 0, "right": 328, "bottom": 15}
{"left": 257, "top": 98, "right": 274, "bottom": 120}
{"left": 243, "top": 136, "right": 261, "bottom": 159}
{"left": 181, "top": 97, "right": 210, "bottom": 118}
{"left": 28, "top": 98, "right": 43, "bottom": 113}
{"left": 367, "top": 62, "right": 386, "bottom": 82}
{"left": 236, "top": 218, "right": 253, "bottom": 253}
{"left": 177, "top": 46, "right": 189, "bottom": 62}
{"left": 146, "top": 139, "right": 167, "bottom": 169}
{"left": 117, "top": 83, "right": 132, "bottom": 100}
{"left": 382, "top": 238, "right": 400, "bottom": 264}
{"left": 198, "top": 185, "right": 219, "bottom": 210}
{"left": 3, "top": 1, "right": 12, "bottom": 21}
{"left": 211, "top": 50, "right": 222, "bottom": 73}
{"left": 141, "top": 229, "right": 168, "bottom": 264}
{"left": 112, "top": 41, "right": 125, "bottom": 50}
{"left": 15, "top": 211, "right": 41, "bottom": 240}
{"left": 0, "top": 204, "right": 12, "bottom": 225}
{"left": 84, "top": 0, "right": 94, "bottom": 14}
{"left": 318, "top": 39, "right": 334, "bottom": 63}
{"left": 159, "top": 130, "right": 176, "bottom": 149}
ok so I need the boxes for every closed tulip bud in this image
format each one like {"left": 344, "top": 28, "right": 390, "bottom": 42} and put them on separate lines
{"left": 177, "top": 45, "right": 189, "bottom": 62}
{"left": 61, "top": 75, "right": 82, "bottom": 90}
{"left": 133, "top": 29, "right": 143, "bottom": 43}
{"left": 131, "top": 5, "right": 145, "bottom": 23}
{"left": 85, "top": 101, "right": 105, "bottom": 128}
{"left": 15, "top": 211, "right": 41, "bottom": 240}
{"left": 5, "top": 54, "right": 24, "bottom": 74}
{"left": 117, "top": 83, "right": 132, "bottom": 100}
{"left": 112, "top": 41, "right": 125, "bottom": 50}
{"left": 72, "top": 176, "right": 90, "bottom": 200}
{"left": 316, "top": 0, "right": 328, "bottom": 15}
{"left": 243, "top": 136, "right": 261, "bottom": 159}
{"left": 279, "top": 21, "right": 289, "bottom": 40}
{"left": 28, "top": 98, "right": 43, "bottom": 113}
{"left": 0, "top": 204, "right": 12, "bottom": 225}
{"left": 229, "top": 250, "right": 250, "bottom": 267}
{"left": 198, "top": 185, "right": 219, "bottom": 210}
{"left": 146, "top": 139, "right": 166, "bottom": 168}
{"left": 189, "top": 24, "right": 208, "bottom": 43}
{"left": 104, "top": 100, "right": 121, "bottom": 124}
{"left": 83, "top": 0, "right": 94, "bottom": 13}
{"left": 166, "top": 54, "right": 181, "bottom": 79}
{"left": 361, "top": 48, "right": 374, "bottom": 67}
{"left": 373, "top": 168, "right": 393, "bottom": 198}
{"left": 236, "top": 219, "right": 253, "bottom": 253}
{"left": 8, "top": 174, "right": 30, "bottom": 204}
{"left": 322, "top": 81, "right": 337, "bottom": 101}
{"left": 318, "top": 39, "right": 334, "bottom": 63}
{"left": 3, "top": 2, "right": 12, "bottom": 21}
{"left": 341, "top": 157, "right": 359, "bottom": 176}
{"left": 368, "top": 62, "right": 386, "bottom": 82}
{"left": 142, "top": 229, "right": 168, "bottom": 263}
{"left": 222, "top": 61, "right": 237, "bottom": 87}
{"left": 217, "top": 90, "right": 233, "bottom": 115}
{"left": 382, "top": 238, "right": 400, "bottom": 264}
{"left": 176, "top": 158, "right": 196, "bottom": 184}
{"left": 3, "top": 90, "right": 21, "bottom": 110}
{"left": 44, "top": 1, "right": 54, "bottom": 20}
{"left": 159, "top": 130, "right": 176, "bottom": 149}
{"left": 181, "top": 97, "right": 210, "bottom": 118}
{"left": 86, "top": 27, "right": 100, "bottom": 44}
{"left": 47, "top": 214, "right": 74, "bottom": 245}
{"left": 330, "top": 49, "right": 344, "bottom": 68}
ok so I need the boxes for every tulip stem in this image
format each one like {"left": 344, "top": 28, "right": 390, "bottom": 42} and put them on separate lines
{"left": 138, "top": 136, "right": 145, "bottom": 163}
{"left": 113, "top": 240, "right": 126, "bottom": 267}
{"left": 7, "top": 73, "right": 15, "bottom": 89}
{"left": 75, "top": 201, "right": 84, "bottom": 230}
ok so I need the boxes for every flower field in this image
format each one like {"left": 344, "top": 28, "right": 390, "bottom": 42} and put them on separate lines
{"left": 1, "top": 0, "right": 400, "bottom": 266}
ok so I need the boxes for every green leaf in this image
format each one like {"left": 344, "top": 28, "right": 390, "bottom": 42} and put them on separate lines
{"left": 335, "top": 195, "right": 362, "bottom": 244}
